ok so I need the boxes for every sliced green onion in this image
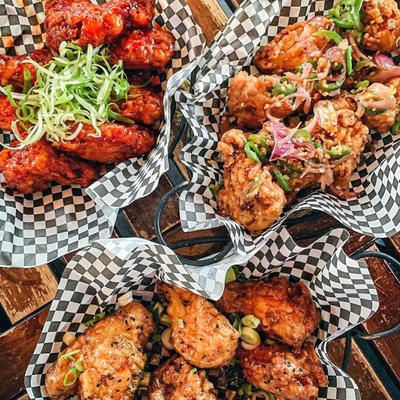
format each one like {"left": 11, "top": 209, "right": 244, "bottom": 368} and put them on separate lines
{"left": 63, "top": 367, "right": 79, "bottom": 387}
{"left": 241, "top": 315, "right": 261, "bottom": 329}
{"left": 272, "top": 168, "right": 292, "bottom": 192}
{"left": 23, "top": 69, "right": 33, "bottom": 94}
{"left": 326, "top": 144, "right": 352, "bottom": 160}
{"left": 345, "top": 46, "right": 353, "bottom": 76}
{"left": 294, "top": 129, "right": 312, "bottom": 141}
{"left": 245, "top": 176, "right": 262, "bottom": 200}
{"left": 150, "top": 302, "right": 164, "bottom": 321}
{"left": 159, "top": 314, "right": 172, "bottom": 327}
{"left": 225, "top": 267, "right": 237, "bottom": 283}
{"left": 313, "top": 30, "right": 343, "bottom": 45}
{"left": 190, "top": 368, "right": 198, "bottom": 374}
{"left": 272, "top": 82, "right": 297, "bottom": 96}
{"left": 242, "top": 383, "right": 253, "bottom": 396}
{"left": 240, "top": 327, "right": 261, "bottom": 346}
{"left": 365, "top": 107, "right": 387, "bottom": 115}
{"left": 390, "top": 120, "right": 400, "bottom": 135}
{"left": 59, "top": 349, "right": 81, "bottom": 361}
{"left": 356, "top": 80, "right": 369, "bottom": 89}
{"left": 140, "top": 372, "right": 151, "bottom": 387}
{"left": 230, "top": 313, "right": 243, "bottom": 333}
{"left": 331, "top": 62, "right": 343, "bottom": 73}
{"left": 84, "top": 311, "right": 106, "bottom": 327}
{"left": 244, "top": 141, "right": 261, "bottom": 163}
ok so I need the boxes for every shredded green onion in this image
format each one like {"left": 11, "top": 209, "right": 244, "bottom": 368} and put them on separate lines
{"left": 59, "top": 349, "right": 81, "bottom": 361}
{"left": 0, "top": 42, "right": 132, "bottom": 149}
{"left": 63, "top": 367, "right": 79, "bottom": 387}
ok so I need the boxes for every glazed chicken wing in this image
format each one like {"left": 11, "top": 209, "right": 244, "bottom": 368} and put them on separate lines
{"left": 0, "top": 49, "right": 52, "bottom": 91}
{"left": 110, "top": 27, "right": 175, "bottom": 70}
{"left": 0, "top": 140, "right": 99, "bottom": 193}
{"left": 158, "top": 282, "right": 239, "bottom": 368}
{"left": 149, "top": 356, "right": 216, "bottom": 400}
{"left": 217, "top": 276, "right": 320, "bottom": 348}
{"left": 217, "top": 129, "right": 286, "bottom": 234}
{"left": 0, "top": 95, "right": 17, "bottom": 131}
{"left": 362, "top": 0, "right": 400, "bottom": 53}
{"left": 57, "top": 123, "right": 155, "bottom": 163}
{"left": 239, "top": 343, "right": 328, "bottom": 400}
{"left": 254, "top": 16, "right": 333, "bottom": 74}
{"left": 45, "top": 0, "right": 154, "bottom": 52}
{"left": 45, "top": 301, "right": 154, "bottom": 400}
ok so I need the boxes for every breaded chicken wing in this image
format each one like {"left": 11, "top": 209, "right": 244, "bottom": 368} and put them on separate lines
{"left": 56, "top": 123, "right": 155, "bottom": 163}
{"left": 217, "top": 129, "right": 286, "bottom": 233}
{"left": 149, "top": 356, "right": 216, "bottom": 400}
{"left": 0, "top": 49, "right": 52, "bottom": 91}
{"left": 158, "top": 282, "right": 239, "bottom": 368}
{"left": 255, "top": 16, "right": 333, "bottom": 74}
{"left": 45, "top": 302, "right": 154, "bottom": 400}
{"left": 362, "top": 0, "right": 400, "bottom": 53}
{"left": 0, "top": 95, "right": 17, "bottom": 131}
{"left": 110, "top": 27, "right": 175, "bottom": 70}
{"left": 239, "top": 343, "right": 328, "bottom": 400}
{"left": 119, "top": 87, "right": 164, "bottom": 126}
{"left": 45, "top": 0, "right": 154, "bottom": 52}
{"left": 217, "top": 276, "right": 320, "bottom": 348}
{"left": 0, "top": 140, "right": 99, "bottom": 193}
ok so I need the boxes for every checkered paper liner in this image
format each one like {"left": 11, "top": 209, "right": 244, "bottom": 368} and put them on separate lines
{"left": 25, "top": 228, "right": 378, "bottom": 400}
{"left": 176, "top": 0, "right": 400, "bottom": 257}
{"left": 0, "top": 0, "right": 206, "bottom": 267}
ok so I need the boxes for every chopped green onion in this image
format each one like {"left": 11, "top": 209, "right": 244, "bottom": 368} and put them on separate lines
{"left": 242, "top": 383, "right": 253, "bottom": 395}
{"left": 345, "top": 46, "right": 353, "bottom": 76}
{"left": 313, "top": 30, "right": 343, "bottom": 45}
{"left": 150, "top": 302, "right": 164, "bottom": 321}
{"left": 209, "top": 183, "right": 222, "bottom": 199}
{"left": 107, "top": 108, "right": 136, "bottom": 124}
{"left": 272, "top": 168, "right": 292, "bottom": 192}
{"left": 75, "top": 356, "right": 85, "bottom": 372}
{"left": 294, "top": 129, "right": 312, "bottom": 141}
{"left": 272, "top": 82, "right": 297, "bottom": 96}
{"left": 365, "top": 107, "right": 387, "bottom": 115}
{"left": 59, "top": 349, "right": 81, "bottom": 361}
{"left": 390, "top": 120, "right": 400, "bottom": 135}
{"left": 140, "top": 372, "right": 151, "bottom": 387}
{"left": 245, "top": 176, "right": 262, "bottom": 200}
{"left": 63, "top": 367, "right": 79, "bottom": 387}
{"left": 315, "top": 78, "right": 345, "bottom": 92}
{"left": 244, "top": 141, "right": 261, "bottom": 163}
{"left": 331, "top": 62, "right": 343, "bottom": 73}
{"left": 327, "top": 144, "right": 352, "bottom": 160}
{"left": 230, "top": 313, "right": 243, "bottom": 333}
{"left": 84, "top": 311, "right": 106, "bottom": 327}
{"left": 356, "top": 80, "right": 369, "bottom": 89}
{"left": 240, "top": 327, "right": 261, "bottom": 346}
{"left": 264, "top": 338, "right": 276, "bottom": 345}
{"left": 190, "top": 368, "right": 198, "bottom": 374}
{"left": 159, "top": 314, "right": 172, "bottom": 327}
{"left": 225, "top": 267, "right": 237, "bottom": 284}
{"left": 23, "top": 69, "right": 33, "bottom": 94}
{"left": 241, "top": 315, "right": 261, "bottom": 329}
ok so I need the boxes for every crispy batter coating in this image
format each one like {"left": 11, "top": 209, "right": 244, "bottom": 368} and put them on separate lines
{"left": 217, "top": 276, "right": 320, "bottom": 348}
{"left": 362, "top": 0, "right": 400, "bottom": 52}
{"left": 0, "top": 139, "right": 99, "bottom": 193}
{"left": 238, "top": 343, "right": 328, "bottom": 400}
{"left": 45, "top": 302, "right": 154, "bottom": 400}
{"left": 217, "top": 129, "right": 286, "bottom": 233}
{"left": 120, "top": 87, "right": 164, "bottom": 126}
{"left": 0, "top": 95, "right": 17, "bottom": 131}
{"left": 158, "top": 282, "right": 239, "bottom": 369}
{"left": 0, "top": 49, "right": 52, "bottom": 91}
{"left": 45, "top": 0, "right": 154, "bottom": 52}
{"left": 149, "top": 356, "right": 216, "bottom": 400}
{"left": 57, "top": 123, "right": 155, "bottom": 163}
{"left": 254, "top": 16, "right": 332, "bottom": 74}
{"left": 110, "top": 27, "right": 175, "bottom": 70}
{"left": 227, "top": 71, "right": 293, "bottom": 129}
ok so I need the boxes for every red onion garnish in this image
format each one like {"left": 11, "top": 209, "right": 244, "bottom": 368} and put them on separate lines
{"left": 364, "top": 98, "right": 397, "bottom": 109}
{"left": 324, "top": 46, "right": 346, "bottom": 82}
{"left": 285, "top": 87, "right": 311, "bottom": 112}
{"left": 369, "top": 66, "right": 400, "bottom": 83}
{"left": 301, "top": 62, "right": 313, "bottom": 80}
{"left": 374, "top": 53, "right": 395, "bottom": 68}
{"left": 270, "top": 122, "right": 295, "bottom": 161}
{"left": 348, "top": 33, "right": 368, "bottom": 61}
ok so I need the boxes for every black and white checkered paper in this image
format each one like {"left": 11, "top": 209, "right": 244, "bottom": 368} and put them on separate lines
{"left": 176, "top": 0, "right": 400, "bottom": 257}
{"left": 0, "top": 0, "right": 205, "bottom": 266}
{"left": 25, "top": 228, "right": 378, "bottom": 400}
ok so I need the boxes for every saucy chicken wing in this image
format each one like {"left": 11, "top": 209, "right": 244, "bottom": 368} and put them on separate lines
{"left": 149, "top": 356, "right": 216, "bottom": 400}
{"left": 56, "top": 123, "right": 155, "bottom": 163}
{"left": 158, "top": 282, "right": 239, "bottom": 368}
{"left": 0, "top": 49, "right": 52, "bottom": 91}
{"left": 362, "top": 0, "right": 400, "bottom": 53}
{"left": 255, "top": 16, "right": 333, "bottom": 74}
{"left": 239, "top": 343, "right": 328, "bottom": 400}
{"left": 0, "top": 95, "right": 17, "bottom": 131}
{"left": 45, "top": 301, "right": 154, "bottom": 400}
{"left": 45, "top": 0, "right": 154, "bottom": 52}
{"left": 110, "top": 27, "right": 175, "bottom": 70}
{"left": 217, "top": 129, "right": 286, "bottom": 234}
{"left": 0, "top": 140, "right": 99, "bottom": 193}
{"left": 217, "top": 276, "right": 320, "bottom": 348}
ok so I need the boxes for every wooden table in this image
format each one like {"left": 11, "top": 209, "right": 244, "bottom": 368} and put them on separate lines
{"left": 1, "top": 1, "right": 400, "bottom": 399}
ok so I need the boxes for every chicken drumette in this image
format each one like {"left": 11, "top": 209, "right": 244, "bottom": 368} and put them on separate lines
{"left": 158, "top": 282, "right": 239, "bottom": 369}
{"left": 239, "top": 343, "right": 328, "bottom": 400}
{"left": 44, "top": 0, "right": 155, "bottom": 52}
{"left": 254, "top": 16, "right": 333, "bottom": 74}
{"left": 45, "top": 301, "right": 154, "bottom": 400}
{"left": 217, "top": 276, "right": 321, "bottom": 348}
{"left": 149, "top": 356, "right": 216, "bottom": 400}
{"left": 0, "top": 140, "right": 99, "bottom": 193}
{"left": 0, "top": 95, "right": 17, "bottom": 131}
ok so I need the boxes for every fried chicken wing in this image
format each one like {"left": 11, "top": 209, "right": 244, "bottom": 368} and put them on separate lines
{"left": 217, "top": 129, "right": 286, "bottom": 233}
{"left": 0, "top": 95, "right": 17, "bottom": 131}
{"left": 45, "top": 0, "right": 154, "bottom": 52}
{"left": 217, "top": 276, "right": 320, "bottom": 348}
{"left": 110, "top": 27, "right": 175, "bottom": 70}
{"left": 0, "top": 139, "right": 99, "bottom": 193}
{"left": 158, "top": 283, "right": 239, "bottom": 368}
{"left": 362, "top": 0, "right": 400, "bottom": 53}
{"left": 45, "top": 301, "right": 154, "bottom": 400}
{"left": 254, "top": 16, "right": 333, "bottom": 74}
{"left": 119, "top": 87, "right": 164, "bottom": 126}
{"left": 238, "top": 343, "right": 328, "bottom": 400}
{"left": 0, "top": 49, "right": 52, "bottom": 91}
{"left": 57, "top": 123, "right": 155, "bottom": 163}
{"left": 149, "top": 356, "right": 216, "bottom": 400}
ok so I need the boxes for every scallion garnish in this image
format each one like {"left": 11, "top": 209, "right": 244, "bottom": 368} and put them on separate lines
{"left": 63, "top": 367, "right": 79, "bottom": 387}
{"left": 84, "top": 311, "right": 106, "bottom": 327}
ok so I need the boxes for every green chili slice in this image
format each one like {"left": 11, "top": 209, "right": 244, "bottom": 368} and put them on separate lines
{"left": 326, "top": 144, "right": 352, "bottom": 160}
{"left": 59, "top": 349, "right": 81, "bottom": 361}
{"left": 247, "top": 134, "right": 268, "bottom": 147}
{"left": 63, "top": 367, "right": 79, "bottom": 387}
{"left": 390, "top": 120, "right": 400, "bottom": 135}
{"left": 345, "top": 46, "right": 353, "bottom": 76}
{"left": 272, "top": 168, "right": 292, "bottom": 192}
{"left": 272, "top": 83, "right": 297, "bottom": 96}
{"left": 313, "top": 30, "right": 343, "bottom": 45}
{"left": 315, "top": 78, "right": 345, "bottom": 92}
{"left": 244, "top": 141, "right": 261, "bottom": 163}
{"left": 356, "top": 80, "right": 369, "bottom": 89}
{"left": 294, "top": 129, "right": 312, "bottom": 141}
{"left": 365, "top": 107, "right": 387, "bottom": 115}
{"left": 331, "top": 62, "right": 343, "bottom": 73}
{"left": 84, "top": 311, "right": 106, "bottom": 327}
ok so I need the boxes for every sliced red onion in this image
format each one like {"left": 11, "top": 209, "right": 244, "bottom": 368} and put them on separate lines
{"left": 369, "top": 66, "right": 400, "bottom": 83}
{"left": 374, "top": 53, "right": 395, "bottom": 68}
{"left": 348, "top": 33, "right": 368, "bottom": 61}
{"left": 364, "top": 98, "right": 397, "bottom": 109}
{"left": 284, "top": 72, "right": 303, "bottom": 83}
{"left": 270, "top": 122, "right": 295, "bottom": 161}
{"left": 301, "top": 62, "right": 313, "bottom": 80}
{"left": 324, "top": 46, "right": 346, "bottom": 82}
{"left": 285, "top": 87, "right": 311, "bottom": 111}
